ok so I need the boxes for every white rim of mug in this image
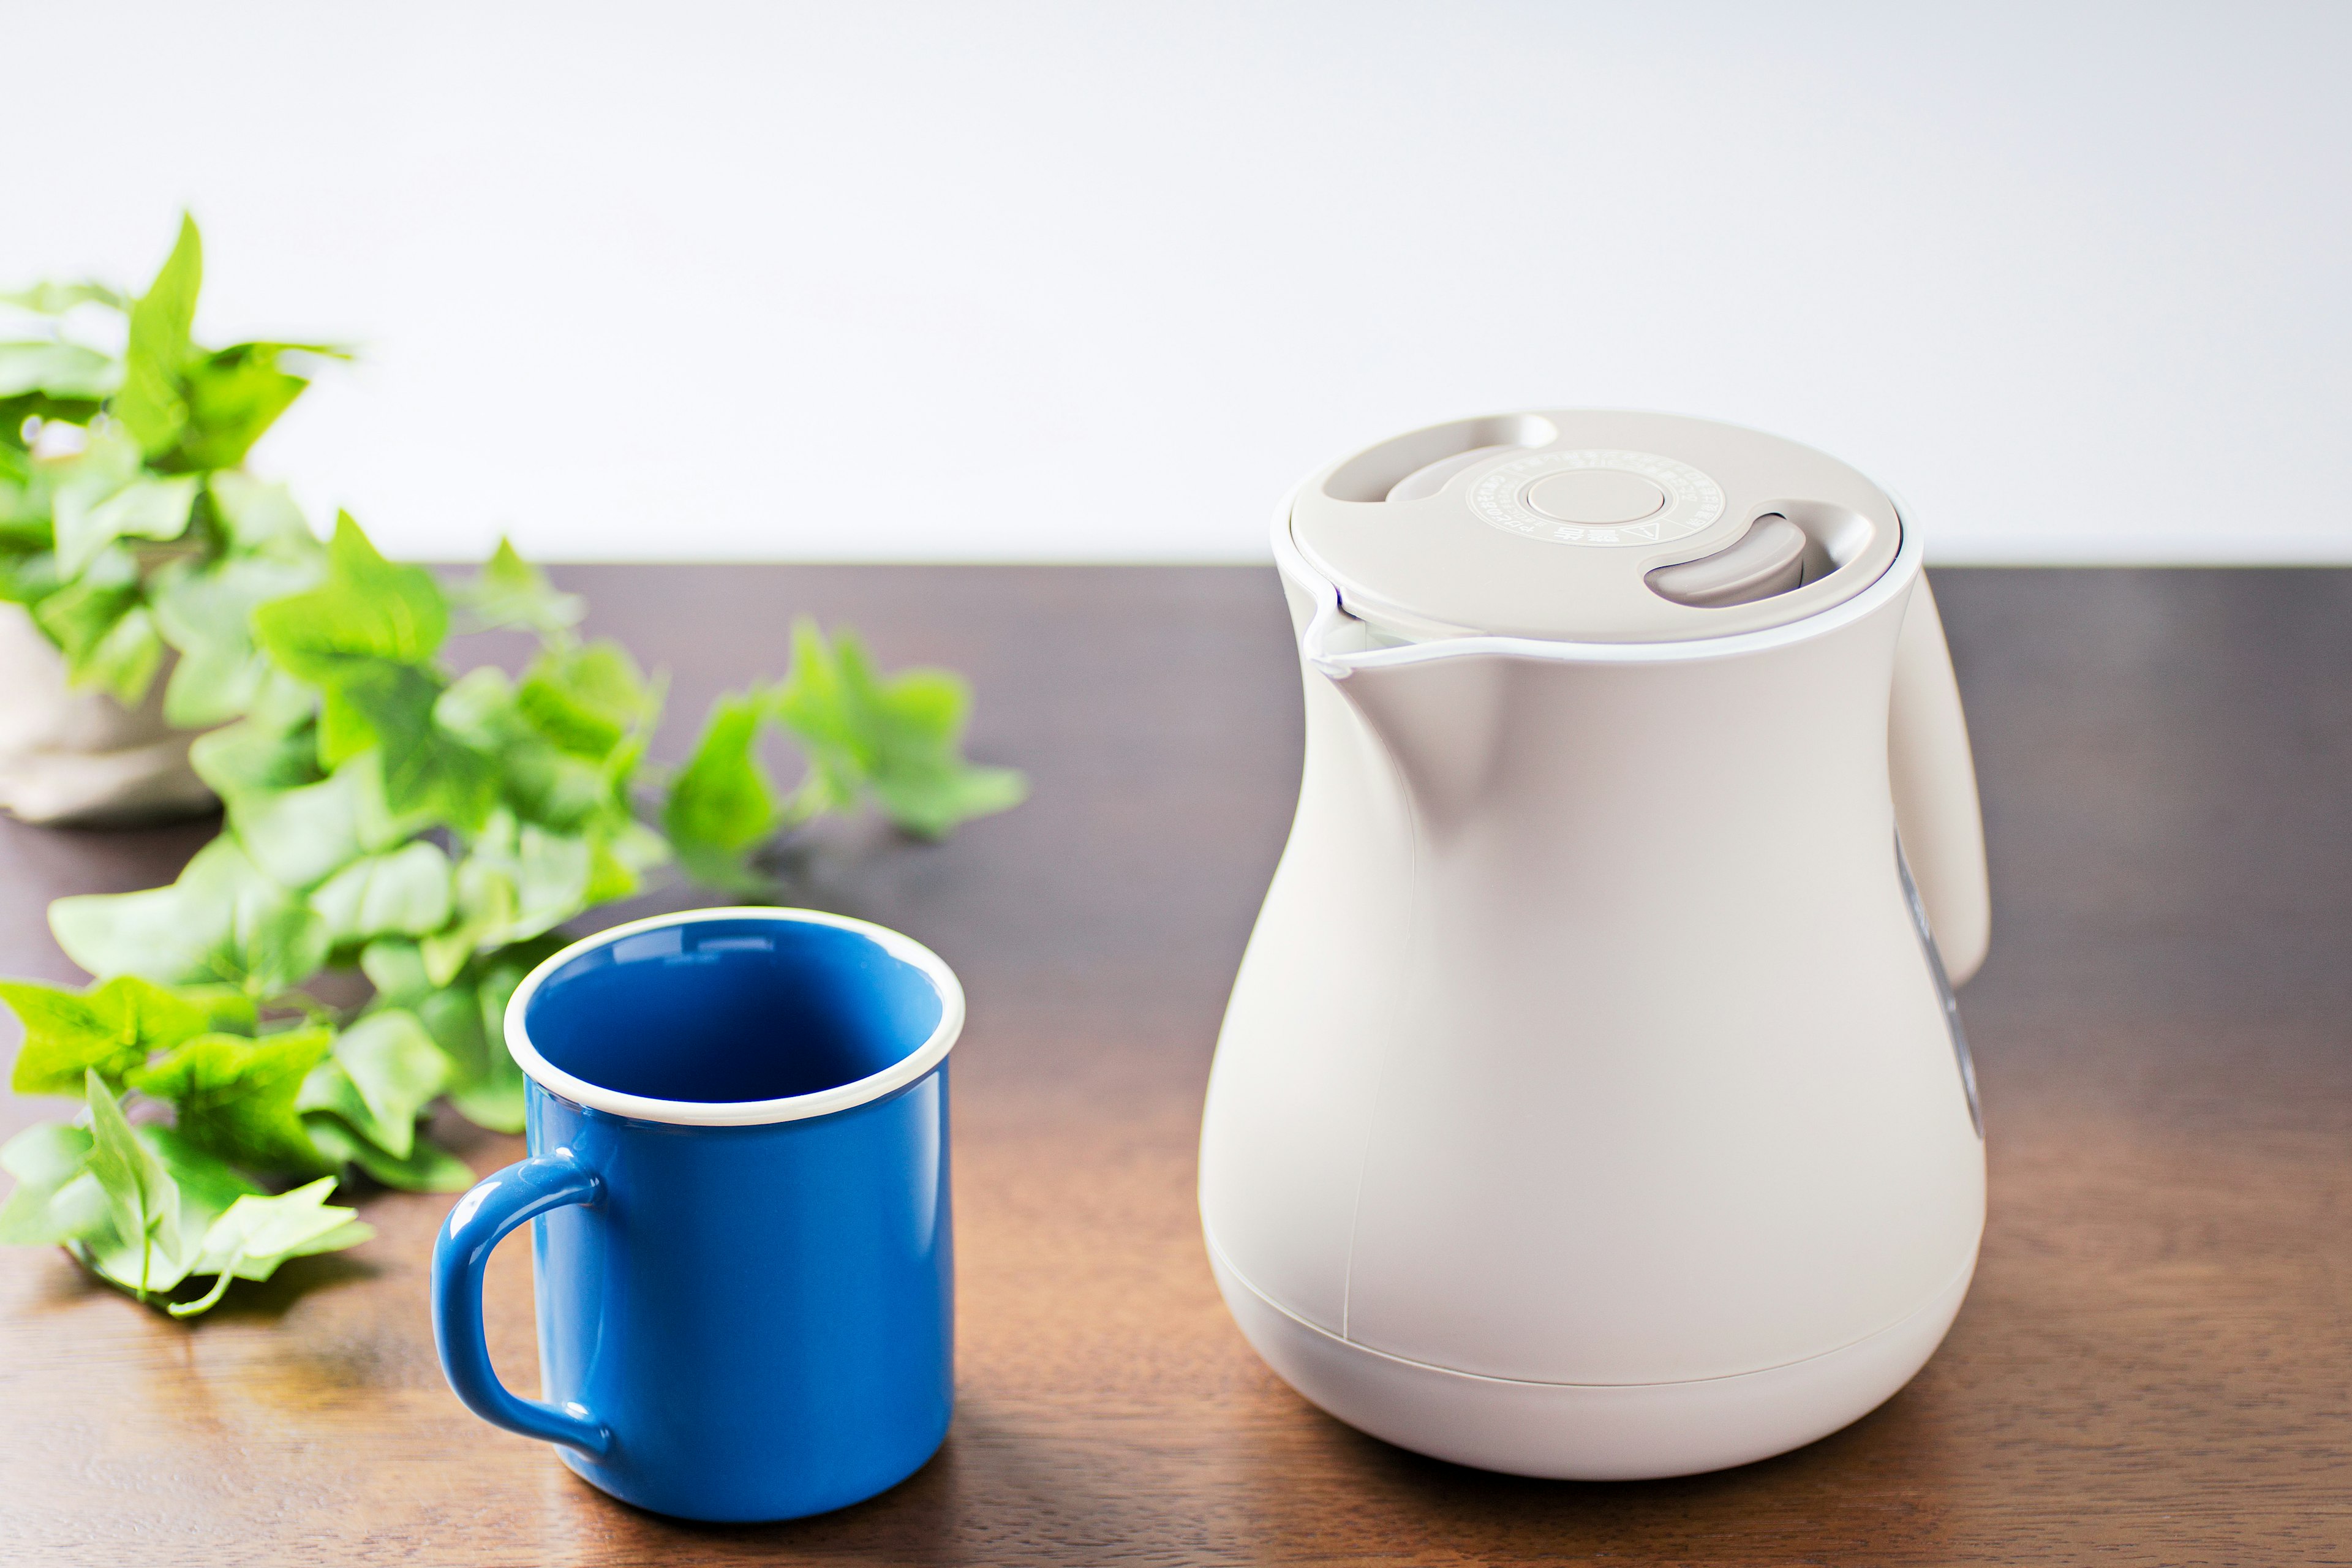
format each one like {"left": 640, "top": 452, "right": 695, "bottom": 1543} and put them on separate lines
{"left": 503, "top": 906, "right": 967, "bottom": 1127}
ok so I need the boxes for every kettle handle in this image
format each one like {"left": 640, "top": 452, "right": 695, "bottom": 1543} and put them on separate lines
{"left": 1888, "top": 575, "right": 1991, "bottom": 986}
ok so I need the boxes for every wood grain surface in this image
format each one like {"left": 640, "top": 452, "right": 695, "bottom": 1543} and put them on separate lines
{"left": 1, "top": 565, "right": 2346, "bottom": 1566}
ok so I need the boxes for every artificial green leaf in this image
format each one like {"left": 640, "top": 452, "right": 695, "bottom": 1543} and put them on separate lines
{"left": 5, "top": 425, "right": 43, "bottom": 473}
{"left": 309, "top": 842, "right": 452, "bottom": 945}
{"left": 0, "top": 340, "right": 119, "bottom": 400}
{"left": 450, "top": 950, "right": 543, "bottom": 1132}
{"left": 295, "top": 1011, "right": 445, "bottom": 1161}
{"left": 0, "top": 540, "right": 58, "bottom": 605}
{"left": 28, "top": 565, "right": 136, "bottom": 657}
{"left": 194, "top": 1175, "right": 360, "bottom": 1277}
{"left": 769, "top": 622, "right": 870, "bottom": 818}
{"left": 295, "top": 1218, "right": 372, "bottom": 1257}
{"left": 439, "top": 676, "right": 623, "bottom": 832}
{"left": 79, "top": 1070, "right": 190, "bottom": 1297}
{"left": 173, "top": 343, "right": 309, "bottom": 471}
{"left": 503, "top": 738, "right": 625, "bottom": 834}
{"left": 390, "top": 933, "right": 554, "bottom": 1137}
{"left": 50, "top": 837, "right": 328, "bottom": 998}
{"left": 393, "top": 718, "right": 499, "bottom": 834}
{"left": 368, "top": 1134, "right": 474, "bottom": 1193}
{"left": 14, "top": 1120, "right": 278, "bottom": 1311}
{"left": 0, "top": 280, "right": 130, "bottom": 314}
{"left": 409, "top": 977, "right": 482, "bottom": 1077}
{"left": 496, "top": 820, "right": 590, "bottom": 943}
{"left": 250, "top": 512, "right": 445, "bottom": 680}
{"left": 420, "top": 864, "right": 517, "bottom": 986}
{"left": 243, "top": 665, "right": 320, "bottom": 731}
{"left": 358, "top": 937, "right": 431, "bottom": 1004}
{"left": 454, "top": 538, "right": 583, "bottom": 635}
{"left": 35, "top": 423, "right": 140, "bottom": 569}
{"left": 424, "top": 940, "right": 546, "bottom": 1136}
{"left": 4, "top": 399, "right": 103, "bottom": 457}
{"left": 869, "top": 756, "right": 1031, "bottom": 840}
{"left": 0, "top": 974, "right": 215, "bottom": 1095}
{"left": 39, "top": 417, "right": 140, "bottom": 487}
{"left": 140, "top": 1122, "right": 263, "bottom": 1235}
{"left": 255, "top": 595, "right": 508, "bottom": 832}
{"left": 517, "top": 639, "right": 652, "bottom": 760}
{"left": 0, "top": 1121, "right": 105, "bottom": 1246}
{"left": 225, "top": 752, "right": 428, "bottom": 894}
{"left": 53, "top": 473, "right": 197, "bottom": 576}
{"left": 415, "top": 820, "right": 589, "bottom": 985}
{"left": 127, "top": 1028, "right": 333, "bottom": 1175}
{"left": 72, "top": 603, "right": 164, "bottom": 707}
{"left": 584, "top": 816, "right": 668, "bottom": 906}
{"left": 229, "top": 766, "right": 371, "bottom": 889}
{"left": 168, "top": 1175, "right": 371, "bottom": 1317}
{"left": 293, "top": 660, "right": 498, "bottom": 834}
{"left": 190, "top": 715, "right": 323, "bottom": 806}
{"left": 772, "top": 621, "right": 1027, "bottom": 839}
{"left": 205, "top": 471, "right": 316, "bottom": 556}
{"left": 431, "top": 666, "right": 519, "bottom": 750}
{"left": 0, "top": 1123, "right": 94, "bottom": 1201}
{"left": 603, "top": 717, "right": 651, "bottom": 788}
{"left": 303, "top": 1115, "right": 472, "bottom": 1192}
{"left": 314, "top": 662, "right": 428, "bottom": 769}
{"left": 113, "top": 215, "right": 202, "bottom": 459}
{"left": 151, "top": 551, "right": 321, "bottom": 726}
{"left": 663, "top": 692, "right": 778, "bottom": 891}
{"left": 174, "top": 986, "right": 262, "bottom": 1033}
{"left": 31, "top": 531, "right": 167, "bottom": 706}
{"left": 240, "top": 521, "right": 497, "bottom": 829}
{"left": 328, "top": 666, "right": 496, "bottom": 827}
{"left": 233, "top": 902, "right": 333, "bottom": 1001}
{"left": 434, "top": 998, "right": 521, "bottom": 1133}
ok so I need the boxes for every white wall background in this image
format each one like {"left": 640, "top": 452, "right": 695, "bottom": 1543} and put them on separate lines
{"left": 7, "top": 1, "right": 2348, "bottom": 564}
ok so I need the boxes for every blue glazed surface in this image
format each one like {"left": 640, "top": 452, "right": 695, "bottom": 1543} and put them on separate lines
{"left": 432, "top": 914, "right": 955, "bottom": 1523}
{"left": 530, "top": 1073, "right": 953, "bottom": 1520}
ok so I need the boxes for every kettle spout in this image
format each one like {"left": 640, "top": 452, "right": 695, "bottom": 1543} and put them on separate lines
{"left": 1309, "top": 607, "right": 1511, "bottom": 839}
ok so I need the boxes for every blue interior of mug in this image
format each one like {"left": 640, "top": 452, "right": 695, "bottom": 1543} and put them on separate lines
{"left": 522, "top": 918, "right": 946, "bottom": 1104}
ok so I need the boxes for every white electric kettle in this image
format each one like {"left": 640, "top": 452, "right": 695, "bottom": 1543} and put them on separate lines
{"left": 1199, "top": 410, "right": 1989, "bottom": 1480}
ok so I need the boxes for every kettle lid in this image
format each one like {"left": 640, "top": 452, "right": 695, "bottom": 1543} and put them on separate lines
{"left": 1289, "top": 410, "right": 1903, "bottom": 643}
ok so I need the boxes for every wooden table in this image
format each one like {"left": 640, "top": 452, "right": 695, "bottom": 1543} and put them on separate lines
{"left": 2, "top": 565, "right": 2346, "bottom": 1566}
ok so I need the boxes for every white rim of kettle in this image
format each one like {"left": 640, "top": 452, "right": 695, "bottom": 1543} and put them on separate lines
{"left": 503, "top": 907, "right": 967, "bottom": 1127}
{"left": 1276, "top": 481, "right": 1926, "bottom": 676}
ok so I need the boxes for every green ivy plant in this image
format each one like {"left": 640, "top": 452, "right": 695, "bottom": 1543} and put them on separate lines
{"left": 0, "top": 215, "right": 345, "bottom": 712}
{"left": 0, "top": 217, "right": 1025, "bottom": 1315}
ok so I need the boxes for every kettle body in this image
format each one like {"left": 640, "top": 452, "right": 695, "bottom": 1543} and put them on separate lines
{"left": 1199, "top": 412, "right": 1989, "bottom": 1479}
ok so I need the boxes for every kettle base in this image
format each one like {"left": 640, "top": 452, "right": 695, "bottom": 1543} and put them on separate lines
{"left": 1207, "top": 1248, "right": 1974, "bottom": 1480}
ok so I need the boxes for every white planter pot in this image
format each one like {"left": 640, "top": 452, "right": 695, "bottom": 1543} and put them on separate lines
{"left": 0, "top": 603, "right": 216, "bottom": 826}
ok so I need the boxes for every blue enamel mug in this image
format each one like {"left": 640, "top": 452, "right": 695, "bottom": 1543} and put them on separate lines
{"left": 430, "top": 908, "right": 960, "bottom": 1522}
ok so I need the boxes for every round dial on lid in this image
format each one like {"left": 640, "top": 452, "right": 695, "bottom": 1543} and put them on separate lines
{"left": 1290, "top": 410, "right": 1903, "bottom": 643}
{"left": 1523, "top": 468, "right": 1665, "bottom": 526}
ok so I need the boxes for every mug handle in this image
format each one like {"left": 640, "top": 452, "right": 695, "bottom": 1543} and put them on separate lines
{"left": 430, "top": 1150, "right": 613, "bottom": 1458}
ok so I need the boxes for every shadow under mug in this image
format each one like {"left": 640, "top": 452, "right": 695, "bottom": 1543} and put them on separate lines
{"left": 430, "top": 907, "right": 962, "bottom": 1523}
